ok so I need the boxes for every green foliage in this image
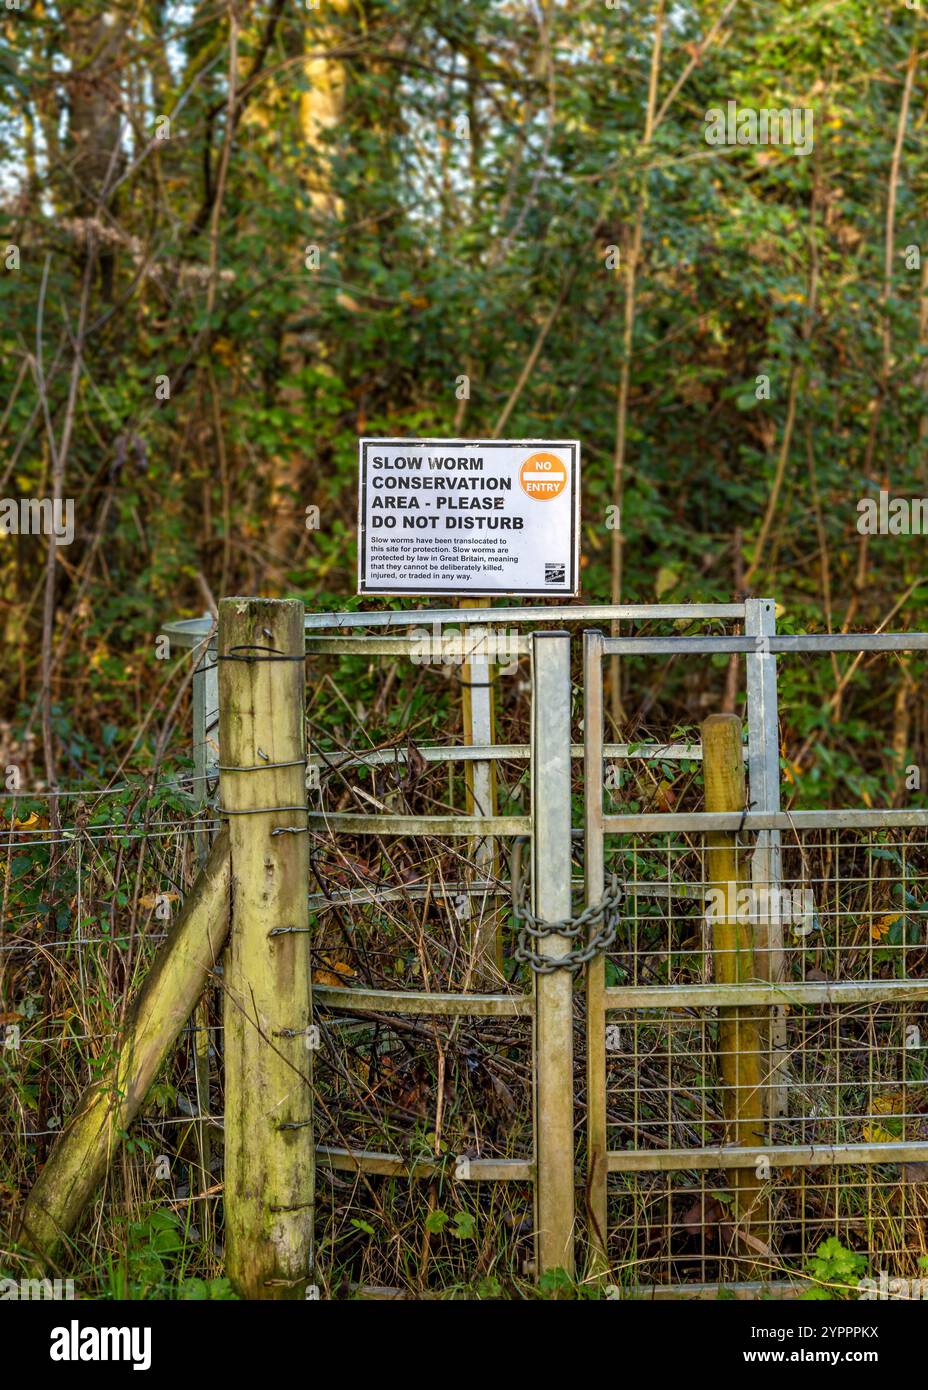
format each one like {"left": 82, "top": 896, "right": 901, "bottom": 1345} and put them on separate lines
{"left": 105, "top": 1209, "right": 236, "bottom": 1301}
{"left": 801, "top": 1237, "right": 869, "bottom": 1299}
{"left": 424, "top": 1208, "right": 475, "bottom": 1240}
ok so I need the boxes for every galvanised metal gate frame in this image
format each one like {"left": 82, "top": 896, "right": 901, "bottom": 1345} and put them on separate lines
{"left": 164, "top": 598, "right": 927, "bottom": 1290}
{"left": 583, "top": 618, "right": 928, "bottom": 1293}
{"left": 164, "top": 600, "right": 750, "bottom": 1282}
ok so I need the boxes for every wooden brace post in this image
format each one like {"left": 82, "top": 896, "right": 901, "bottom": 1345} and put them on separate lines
{"left": 17, "top": 827, "right": 231, "bottom": 1267}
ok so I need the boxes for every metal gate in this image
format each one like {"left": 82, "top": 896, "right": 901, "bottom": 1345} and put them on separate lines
{"left": 163, "top": 600, "right": 928, "bottom": 1294}
{"left": 583, "top": 617, "right": 928, "bottom": 1294}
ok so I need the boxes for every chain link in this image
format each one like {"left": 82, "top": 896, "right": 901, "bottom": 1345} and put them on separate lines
{"left": 512, "top": 877, "right": 624, "bottom": 975}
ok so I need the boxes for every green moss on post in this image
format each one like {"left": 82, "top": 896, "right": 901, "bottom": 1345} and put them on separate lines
{"left": 702, "top": 714, "right": 770, "bottom": 1270}
{"left": 218, "top": 598, "right": 313, "bottom": 1300}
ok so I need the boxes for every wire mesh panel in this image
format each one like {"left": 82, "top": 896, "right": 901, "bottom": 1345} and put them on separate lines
{"left": 597, "top": 830, "right": 928, "bottom": 1290}
{"left": 606, "top": 1166, "right": 928, "bottom": 1291}
{"left": 584, "top": 616, "right": 928, "bottom": 1295}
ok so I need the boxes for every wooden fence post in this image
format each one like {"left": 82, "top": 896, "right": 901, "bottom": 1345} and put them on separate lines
{"left": 702, "top": 713, "right": 769, "bottom": 1267}
{"left": 218, "top": 597, "right": 313, "bottom": 1300}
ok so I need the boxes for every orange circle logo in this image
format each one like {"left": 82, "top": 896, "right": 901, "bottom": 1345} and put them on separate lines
{"left": 519, "top": 452, "right": 567, "bottom": 501}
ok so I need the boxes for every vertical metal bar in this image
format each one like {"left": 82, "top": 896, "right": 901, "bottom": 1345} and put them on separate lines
{"left": 531, "top": 630, "right": 575, "bottom": 1277}
{"left": 462, "top": 621, "right": 500, "bottom": 980}
{"left": 192, "top": 613, "right": 219, "bottom": 865}
{"left": 744, "top": 597, "right": 787, "bottom": 1122}
{"left": 583, "top": 630, "right": 608, "bottom": 1275}
{"left": 190, "top": 613, "right": 218, "bottom": 1241}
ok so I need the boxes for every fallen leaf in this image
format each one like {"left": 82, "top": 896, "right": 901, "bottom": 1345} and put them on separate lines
{"left": 138, "top": 891, "right": 180, "bottom": 911}
{"left": 870, "top": 913, "right": 900, "bottom": 942}
{"left": 313, "top": 953, "right": 356, "bottom": 987}
{"left": 862, "top": 1122, "right": 897, "bottom": 1144}
{"left": 680, "top": 1195, "right": 725, "bottom": 1236}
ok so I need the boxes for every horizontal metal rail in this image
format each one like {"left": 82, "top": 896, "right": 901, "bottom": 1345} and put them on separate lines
{"left": 306, "top": 877, "right": 697, "bottom": 910}
{"left": 607, "top": 1142, "right": 928, "bottom": 1173}
{"left": 306, "top": 811, "right": 531, "bottom": 836}
{"left": 630, "top": 1281, "right": 809, "bottom": 1301}
{"left": 353, "top": 1279, "right": 815, "bottom": 1300}
{"left": 600, "top": 743, "right": 706, "bottom": 762}
{"left": 303, "top": 603, "right": 745, "bottom": 630}
{"left": 604, "top": 632, "right": 928, "bottom": 656}
{"left": 311, "top": 741, "right": 706, "bottom": 767}
{"left": 604, "top": 980, "right": 928, "bottom": 1009}
{"left": 315, "top": 985, "right": 532, "bottom": 1017}
{"left": 306, "top": 635, "right": 531, "bottom": 657}
{"left": 604, "top": 809, "right": 928, "bottom": 833}
{"left": 308, "top": 880, "right": 509, "bottom": 910}
{"left": 161, "top": 603, "right": 746, "bottom": 648}
{"left": 160, "top": 618, "right": 213, "bottom": 648}
{"left": 318, "top": 1145, "right": 533, "bottom": 1182}
{"left": 314, "top": 744, "right": 526, "bottom": 766}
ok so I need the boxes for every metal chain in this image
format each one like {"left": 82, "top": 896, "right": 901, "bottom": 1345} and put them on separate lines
{"left": 512, "top": 877, "right": 624, "bottom": 975}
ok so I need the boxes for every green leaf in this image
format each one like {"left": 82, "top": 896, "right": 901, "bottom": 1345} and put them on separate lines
{"left": 655, "top": 566, "right": 679, "bottom": 598}
{"left": 452, "top": 1211, "right": 476, "bottom": 1240}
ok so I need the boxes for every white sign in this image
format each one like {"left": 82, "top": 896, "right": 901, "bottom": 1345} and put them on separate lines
{"left": 357, "top": 438, "right": 580, "bottom": 596}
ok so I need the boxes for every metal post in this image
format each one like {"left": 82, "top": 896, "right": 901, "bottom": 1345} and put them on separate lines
{"left": 744, "top": 597, "right": 787, "bottom": 1122}
{"left": 461, "top": 620, "right": 500, "bottom": 980}
{"left": 531, "top": 630, "right": 575, "bottom": 1276}
{"left": 190, "top": 613, "right": 218, "bottom": 1236}
{"left": 192, "top": 612, "right": 219, "bottom": 865}
{"left": 583, "top": 630, "right": 608, "bottom": 1275}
